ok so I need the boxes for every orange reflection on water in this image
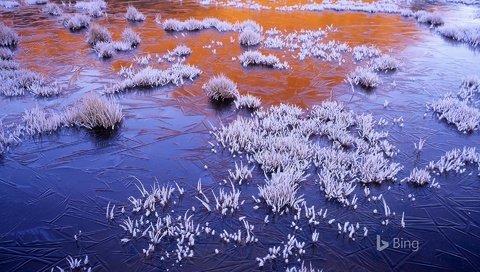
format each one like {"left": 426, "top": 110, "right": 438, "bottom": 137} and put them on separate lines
{"left": 0, "top": 0, "right": 422, "bottom": 108}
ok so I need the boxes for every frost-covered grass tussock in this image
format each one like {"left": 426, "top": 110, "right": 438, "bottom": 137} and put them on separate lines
{"left": 202, "top": 0, "right": 271, "bottom": 11}
{"left": 428, "top": 147, "right": 480, "bottom": 175}
{"left": 121, "top": 28, "right": 141, "bottom": 48}
{"left": 458, "top": 75, "right": 480, "bottom": 101}
{"left": 203, "top": 74, "right": 239, "bottom": 102}
{"left": 239, "top": 28, "right": 262, "bottom": 46}
{"left": 299, "top": 39, "right": 350, "bottom": 63}
{"left": 0, "top": 22, "right": 19, "bottom": 47}
{"left": 446, "top": 0, "right": 480, "bottom": 4}
{"left": 104, "top": 64, "right": 201, "bottom": 94}
{"left": 125, "top": 5, "right": 145, "bottom": 22}
{"left": 22, "top": 93, "right": 122, "bottom": 135}
{"left": 0, "top": 94, "right": 122, "bottom": 155}
{"left": 0, "top": 0, "right": 19, "bottom": 8}
{"left": 0, "top": 47, "right": 13, "bottom": 60}
{"left": 0, "top": 67, "right": 62, "bottom": 97}
{"left": 428, "top": 77, "right": 480, "bottom": 132}
{"left": 25, "top": 0, "right": 47, "bottom": 5}
{"left": 263, "top": 28, "right": 352, "bottom": 64}
{"left": 94, "top": 41, "right": 114, "bottom": 58}
{"left": 436, "top": 24, "right": 480, "bottom": 47}
{"left": 87, "top": 24, "right": 112, "bottom": 46}
{"left": 347, "top": 66, "right": 380, "bottom": 88}
{"left": 276, "top": 0, "right": 407, "bottom": 14}
{"left": 352, "top": 45, "right": 381, "bottom": 62}
{"left": 75, "top": 0, "right": 106, "bottom": 17}
{"left": 429, "top": 97, "right": 480, "bottom": 132}
{"left": 157, "top": 44, "right": 192, "bottom": 63}
{"left": 22, "top": 106, "right": 65, "bottom": 135}
{"left": 258, "top": 168, "right": 306, "bottom": 213}
{"left": 170, "top": 44, "right": 191, "bottom": 56}
{"left": 161, "top": 17, "right": 261, "bottom": 33}
{"left": 370, "top": 54, "right": 401, "bottom": 71}
{"left": 0, "top": 59, "right": 18, "bottom": 69}
{"left": 0, "top": 120, "right": 20, "bottom": 155}
{"left": 63, "top": 14, "right": 90, "bottom": 31}
{"left": 42, "top": 2, "right": 62, "bottom": 16}
{"left": 228, "top": 161, "right": 254, "bottom": 184}
{"left": 212, "top": 101, "right": 402, "bottom": 205}
{"left": 75, "top": 0, "right": 106, "bottom": 10}
{"left": 405, "top": 168, "right": 431, "bottom": 185}
{"left": 66, "top": 93, "right": 123, "bottom": 129}
{"left": 234, "top": 94, "right": 262, "bottom": 110}
{"left": 90, "top": 28, "right": 140, "bottom": 58}
{"left": 413, "top": 11, "right": 444, "bottom": 27}
{"left": 238, "top": 50, "right": 289, "bottom": 69}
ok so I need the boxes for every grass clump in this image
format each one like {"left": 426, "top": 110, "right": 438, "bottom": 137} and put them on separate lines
{"left": 238, "top": 50, "right": 289, "bottom": 69}
{"left": 234, "top": 94, "right": 262, "bottom": 110}
{"left": 0, "top": 22, "right": 19, "bottom": 47}
{"left": 405, "top": 168, "right": 431, "bottom": 186}
{"left": 352, "top": 45, "right": 381, "bottom": 62}
{"left": 121, "top": 28, "right": 141, "bottom": 48}
{"left": 0, "top": 69, "right": 62, "bottom": 97}
{"left": 67, "top": 94, "right": 123, "bottom": 130}
{"left": 239, "top": 28, "right": 262, "bottom": 46}
{"left": 63, "top": 14, "right": 90, "bottom": 31}
{"left": 104, "top": 64, "right": 201, "bottom": 94}
{"left": 370, "top": 55, "right": 400, "bottom": 71}
{"left": 93, "top": 42, "right": 114, "bottom": 58}
{"left": 0, "top": 59, "right": 18, "bottom": 70}
{"left": 75, "top": 0, "right": 106, "bottom": 17}
{"left": 429, "top": 97, "right": 480, "bottom": 132}
{"left": 0, "top": 1, "right": 20, "bottom": 8}
{"left": 437, "top": 24, "right": 480, "bottom": 47}
{"left": 125, "top": 5, "right": 145, "bottom": 22}
{"left": 25, "top": 0, "right": 48, "bottom": 5}
{"left": 414, "top": 11, "right": 444, "bottom": 27}
{"left": 42, "top": 3, "right": 62, "bottom": 16}
{"left": 0, "top": 48, "right": 13, "bottom": 60}
{"left": 203, "top": 74, "right": 239, "bottom": 102}
{"left": 87, "top": 24, "right": 112, "bottom": 46}
{"left": 348, "top": 66, "right": 380, "bottom": 88}
{"left": 258, "top": 168, "right": 306, "bottom": 213}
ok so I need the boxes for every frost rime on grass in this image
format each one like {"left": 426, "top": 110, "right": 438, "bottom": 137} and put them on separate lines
{"left": 428, "top": 147, "right": 480, "bottom": 175}
{"left": 203, "top": 74, "right": 239, "bottom": 102}
{"left": 161, "top": 17, "right": 261, "bottom": 33}
{"left": 258, "top": 168, "right": 306, "bottom": 213}
{"left": 276, "top": 0, "right": 407, "bottom": 14}
{"left": 0, "top": 22, "right": 19, "bottom": 47}
{"left": 22, "top": 93, "right": 122, "bottom": 134}
{"left": 75, "top": 0, "right": 106, "bottom": 17}
{"left": 1, "top": 94, "right": 122, "bottom": 155}
{"left": 347, "top": 66, "right": 380, "bottom": 88}
{"left": 126, "top": 5, "right": 146, "bottom": 22}
{"left": 43, "top": 2, "right": 62, "bottom": 16}
{"left": 87, "top": 24, "right": 112, "bottom": 46}
{"left": 352, "top": 45, "right": 381, "bottom": 62}
{"left": 234, "top": 94, "right": 262, "bottom": 110}
{"left": 239, "top": 28, "right": 262, "bottom": 46}
{"left": 429, "top": 97, "right": 480, "bottom": 132}
{"left": 0, "top": 67, "right": 62, "bottom": 97}
{"left": 63, "top": 14, "right": 90, "bottom": 31}
{"left": 104, "top": 64, "right": 201, "bottom": 94}
{"left": 212, "top": 101, "right": 402, "bottom": 205}
{"left": 437, "top": 25, "right": 480, "bottom": 47}
{"left": 238, "top": 50, "right": 289, "bottom": 69}
{"left": 0, "top": 1, "right": 20, "bottom": 8}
